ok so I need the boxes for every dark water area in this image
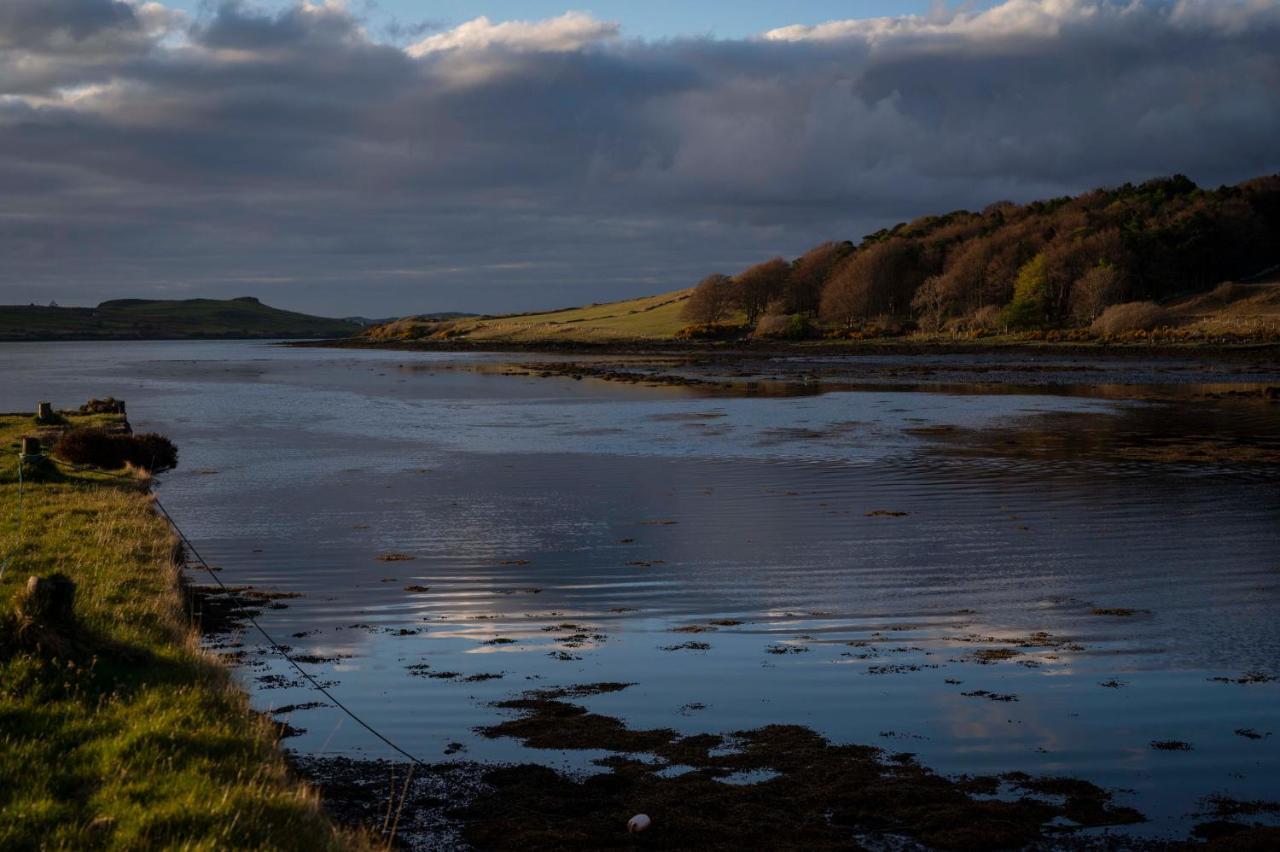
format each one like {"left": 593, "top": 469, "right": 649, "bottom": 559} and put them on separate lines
{"left": 3, "top": 341, "right": 1278, "bottom": 843}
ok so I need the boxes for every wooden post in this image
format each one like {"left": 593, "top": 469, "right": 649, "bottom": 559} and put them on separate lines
{"left": 20, "top": 436, "right": 41, "bottom": 457}
{"left": 36, "top": 402, "right": 53, "bottom": 420}
{"left": 23, "top": 574, "right": 77, "bottom": 626}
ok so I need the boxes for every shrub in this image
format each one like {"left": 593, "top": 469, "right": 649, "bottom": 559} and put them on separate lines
{"left": 752, "top": 313, "right": 788, "bottom": 338}
{"left": 783, "top": 313, "right": 812, "bottom": 340}
{"left": 78, "top": 397, "right": 126, "bottom": 414}
{"left": 675, "top": 322, "right": 745, "bottom": 341}
{"left": 967, "top": 305, "right": 1008, "bottom": 332}
{"left": 54, "top": 429, "right": 178, "bottom": 472}
{"left": 1090, "top": 301, "right": 1169, "bottom": 336}
{"left": 752, "top": 312, "right": 811, "bottom": 340}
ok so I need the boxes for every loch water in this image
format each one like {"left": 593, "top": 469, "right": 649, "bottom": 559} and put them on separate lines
{"left": 3, "top": 340, "right": 1278, "bottom": 841}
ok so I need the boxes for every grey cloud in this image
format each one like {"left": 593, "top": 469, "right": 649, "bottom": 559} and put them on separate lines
{"left": 1, "top": 0, "right": 1278, "bottom": 315}
{"left": 0, "top": 0, "right": 140, "bottom": 50}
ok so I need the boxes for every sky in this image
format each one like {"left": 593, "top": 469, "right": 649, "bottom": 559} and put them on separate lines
{"left": 163, "top": 2, "right": 995, "bottom": 41}
{"left": 1, "top": 0, "right": 1277, "bottom": 317}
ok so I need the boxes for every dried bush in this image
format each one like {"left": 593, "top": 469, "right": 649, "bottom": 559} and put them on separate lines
{"left": 967, "top": 305, "right": 1002, "bottom": 331}
{"left": 1090, "top": 301, "right": 1169, "bottom": 336}
{"left": 54, "top": 428, "right": 178, "bottom": 472}
{"left": 675, "top": 323, "right": 745, "bottom": 341}
{"left": 752, "top": 313, "right": 788, "bottom": 338}
{"left": 78, "top": 397, "right": 126, "bottom": 414}
{"left": 752, "top": 311, "right": 811, "bottom": 340}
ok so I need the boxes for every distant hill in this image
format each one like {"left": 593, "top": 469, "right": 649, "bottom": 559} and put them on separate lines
{"left": 0, "top": 296, "right": 361, "bottom": 341}
{"left": 362, "top": 173, "right": 1280, "bottom": 346}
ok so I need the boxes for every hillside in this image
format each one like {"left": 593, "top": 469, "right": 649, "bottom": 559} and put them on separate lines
{"left": 365, "top": 290, "right": 694, "bottom": 343}
{"left": 361, "top": 174, "right": 1280, "bottom": 347}
{"left": 0, "top": 297, "right": 361, "bottom": 341}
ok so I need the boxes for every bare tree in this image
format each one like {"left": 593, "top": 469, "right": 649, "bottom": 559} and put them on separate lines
{"left": 819, "top": 239, "right": 920, "bottom": 328}
{"left": 682, "top": 273, "right": 736, "bottom": 324}
{"left": 1070, "top": 264, "right": 1124, "bottom": 321}
{"left": 733, "top": 257, "right": 790, "bottom": 324}
{"left": 783, "top": 241, "right": 845, "bottom": 315}
{"left": 910, "top": 275, "right": 950, "bottom": 331}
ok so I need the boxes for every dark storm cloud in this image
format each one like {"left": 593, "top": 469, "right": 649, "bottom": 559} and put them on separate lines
{"left": 0, "top": 0, "right": 140, "bottom": 50}
{"left": 1, "top": 0, "right": 1278, "bottom": 315}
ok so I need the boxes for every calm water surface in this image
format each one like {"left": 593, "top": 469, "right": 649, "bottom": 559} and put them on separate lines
{"left": 3, "top": 341, "right": 1277, "bottom": 841}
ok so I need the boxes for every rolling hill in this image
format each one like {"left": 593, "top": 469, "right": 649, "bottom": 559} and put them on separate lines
{"left": 364, "top": 289, "right": 695, "bottom": 344}
{"left": 0, "top": 297, "right": 361, "bottom": 341}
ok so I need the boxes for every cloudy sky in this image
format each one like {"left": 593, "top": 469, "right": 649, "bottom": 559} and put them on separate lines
{"left": 2, "top": 1, "right": 1277, "bottom": 316}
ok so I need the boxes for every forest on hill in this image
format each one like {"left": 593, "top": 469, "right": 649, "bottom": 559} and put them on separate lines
{"left": 683, "top": 174, "right": 1280, "bottom": 340}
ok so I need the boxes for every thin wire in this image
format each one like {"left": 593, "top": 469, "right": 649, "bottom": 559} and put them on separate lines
{"left": 44, "top": 457, "right": 425, "bottom": 764}
{"left": 149, "top": 495, "right": 428, "bottom": 767}
{"left": 0, "top": 454, "right": 25, "bottom": 583}
{"left": 46, "top": 456, "right": 581, "bottom": 830}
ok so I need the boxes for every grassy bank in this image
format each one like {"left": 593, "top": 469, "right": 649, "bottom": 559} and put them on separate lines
{"left": 0, "top": 411, "right": 353, "bottom": 850}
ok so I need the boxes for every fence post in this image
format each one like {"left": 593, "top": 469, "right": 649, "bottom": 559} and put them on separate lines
{"left": 20, "top": 437, "right": 42, "bottom": 458}
{"left": 36, "top": 402, "right": 53, "bottom": 420}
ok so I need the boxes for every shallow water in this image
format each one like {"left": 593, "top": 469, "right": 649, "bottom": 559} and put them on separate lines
{"left": 3, "top": 340, "right": 1278, "bottom": 841}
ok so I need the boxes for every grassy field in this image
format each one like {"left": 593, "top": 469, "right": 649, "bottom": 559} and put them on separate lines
{"left": 0, "top": 411, "right": 355, "bottom": 850}
{"left": 0, "top": 297, "right": 360, "bottom": 341}
{"left": 367, "top": 289, "right": 697, "bottom": 343}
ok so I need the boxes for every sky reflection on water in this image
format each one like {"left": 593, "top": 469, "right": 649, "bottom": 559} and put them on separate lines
{"left": 2, "top": 340, "right": 1277, "bottom": 840}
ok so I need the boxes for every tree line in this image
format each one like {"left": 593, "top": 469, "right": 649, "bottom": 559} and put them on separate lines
{"left": 683, "top": 174, "right": 1280, "bottom": 335}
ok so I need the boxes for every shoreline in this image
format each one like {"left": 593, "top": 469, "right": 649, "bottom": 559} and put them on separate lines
{"left": 0, "top": 408, "right": 356, "bottom": 850}
{"left": 299, "top": 335, "right": 1280, "bottom": 363}
{"left": 306, "top": 337, "right": 1280, "bottom": 407}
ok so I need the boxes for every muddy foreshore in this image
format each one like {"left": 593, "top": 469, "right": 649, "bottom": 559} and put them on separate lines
{"left": 191, "top": 577, "right": 1280, "bottom": 849}
{"left": 245, "top": 343, "right": 1279, "bottom": 848}
{"left": 299, "top": 337, "right": 1280, "bottom": 397}
{"left": 280, "top": 682, "right": 1278, "bottom": 851}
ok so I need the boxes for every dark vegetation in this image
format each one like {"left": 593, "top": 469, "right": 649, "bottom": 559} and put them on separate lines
{"left": 295, "top": 681, "right": 1172, "bottom": 851}
{"left": 683, "top": 174, "right": 1280, "bottom": 341}
{"left": 53, "top": 428, "right": 179, "bottom": 472}
{"left": 0, "top": 296, "right": 360, "bottom": 341}
{"left": 458, "top": 686, "right": 1145, "bottom": 849}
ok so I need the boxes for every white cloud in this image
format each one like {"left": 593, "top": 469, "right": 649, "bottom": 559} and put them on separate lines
{"left": 407, "top": 11, "right": 618, "bottom": 56}
{"left": 762, "top": 0, "right": 1140, "bottom": 46}
{"left": 0, "top": 0, "right": 1277, "bottom": 312}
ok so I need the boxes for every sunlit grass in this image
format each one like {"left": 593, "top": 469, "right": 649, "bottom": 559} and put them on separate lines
{"left": 372, "top": 288, "right": 700, "bottom": 342}
{"left": 0, "top": 413, "right": 358, "bottom": 850}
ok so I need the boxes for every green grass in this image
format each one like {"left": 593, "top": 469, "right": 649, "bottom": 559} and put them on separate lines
{"left": 0, "top": 413, "right": 357, "bottom": 850}
{"left": 0, "top": 297, "right": 360, "bottom": 341}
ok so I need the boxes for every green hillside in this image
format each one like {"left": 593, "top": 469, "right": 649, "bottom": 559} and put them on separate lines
{"left": 365, "top": 289, "right": 696, "bottom": 344}
{"left": 0, "top": 297, "right": 360, "bottom": 341}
